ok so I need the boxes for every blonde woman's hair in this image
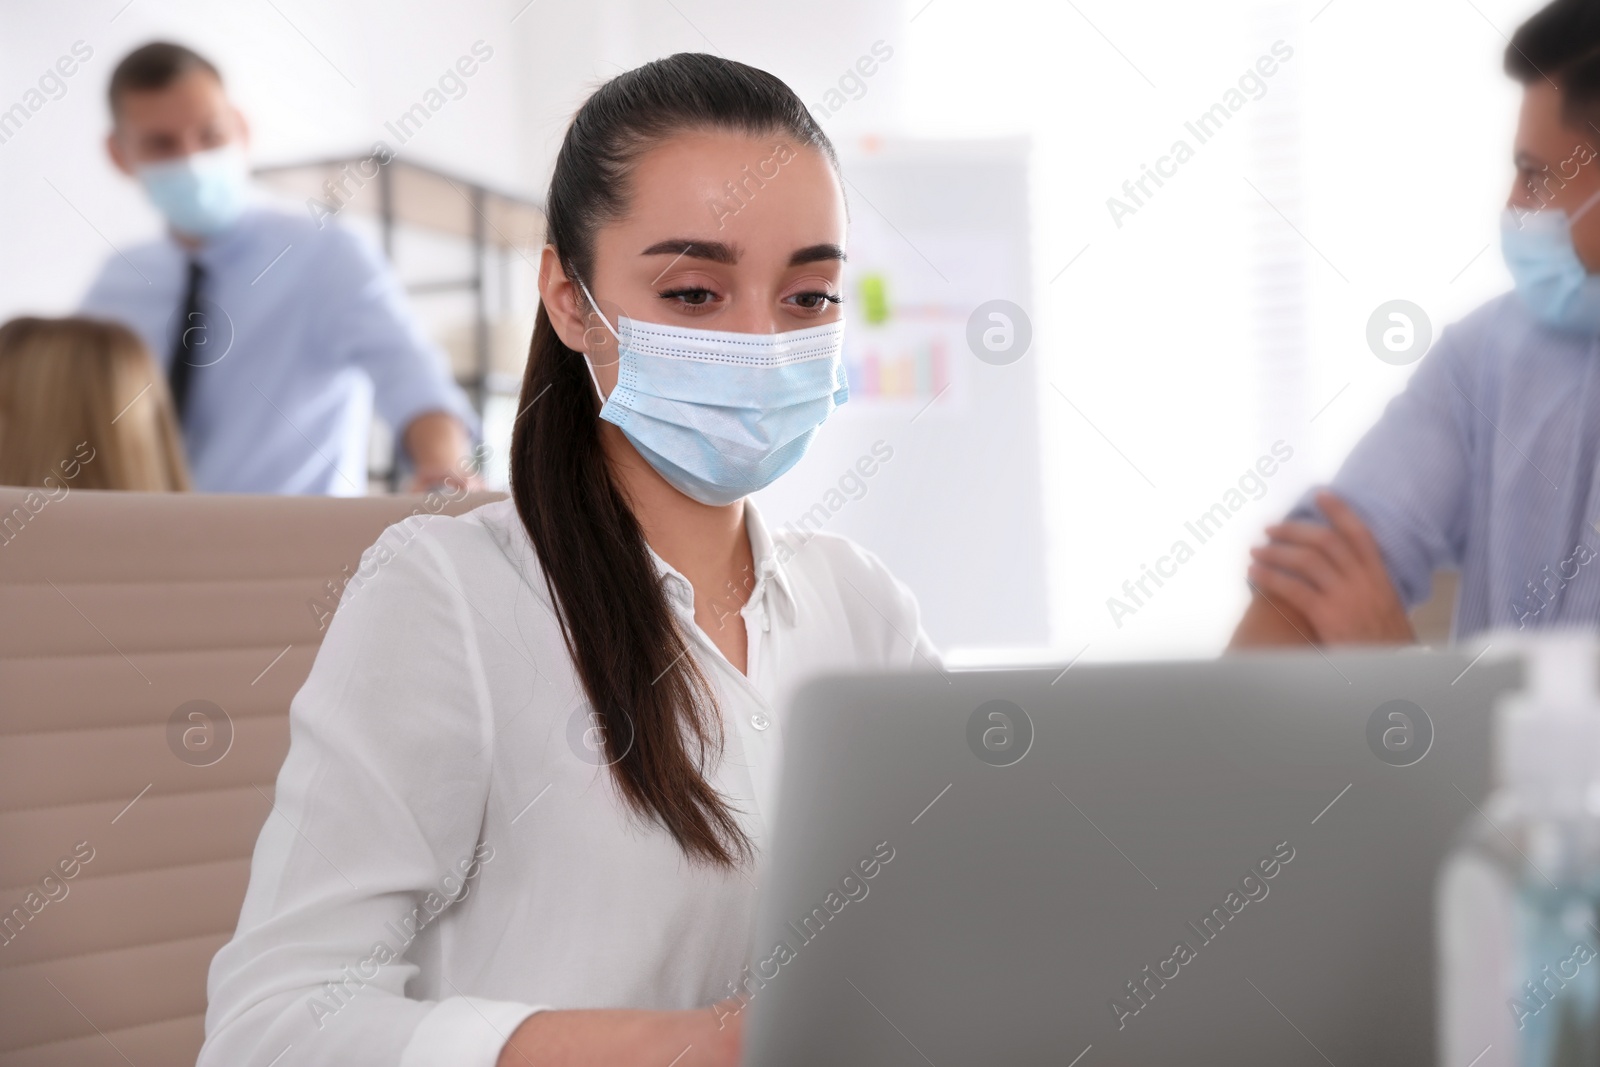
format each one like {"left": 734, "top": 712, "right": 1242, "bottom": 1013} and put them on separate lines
{"left": 0, "top": 316, "right": 190, "bottom": 491}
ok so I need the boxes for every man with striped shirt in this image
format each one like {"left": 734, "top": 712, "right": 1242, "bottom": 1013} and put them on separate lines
{"left": 1232, "top": 0, "right": 1600, "bottom": 647}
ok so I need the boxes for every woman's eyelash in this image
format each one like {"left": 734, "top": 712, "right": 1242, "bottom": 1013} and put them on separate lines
{"left": 657, "top": 287, "right": 714, "bottom": 301}
{"left": 654, "top": 289, "right": 844, "bottom": 306}
{"left": 789, "top": 291, "right": 843, "bottom": 309}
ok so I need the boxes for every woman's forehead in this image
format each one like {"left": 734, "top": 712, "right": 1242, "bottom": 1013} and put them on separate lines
{"left": 609, "top": 130, "right": 846, "bottom": 257}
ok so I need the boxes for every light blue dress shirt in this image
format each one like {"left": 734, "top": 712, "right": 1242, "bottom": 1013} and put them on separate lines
{"left": 80, "top": 199, "right": 478, "bottom": 495}
{"left": 1290, "top": 292, "right": 1600, "bottom": 640}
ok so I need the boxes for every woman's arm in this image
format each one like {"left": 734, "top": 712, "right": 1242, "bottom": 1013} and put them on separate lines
{"left": 495, "top": 1005, "right": 742, "bottom": 1067}
{"left": 200, "top": 517, "right": 541, "bottom": 1067}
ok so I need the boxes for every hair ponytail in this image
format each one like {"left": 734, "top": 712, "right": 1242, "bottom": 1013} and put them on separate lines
{"left": 510, "top": 53, "right": 836, "bottom": 867}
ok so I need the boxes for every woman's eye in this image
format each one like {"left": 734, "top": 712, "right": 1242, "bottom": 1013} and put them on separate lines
{"left": 790, "top": 291, "right": 842, "bottom": 312}
{"left": 658, "top": 287, "right": 716, "bottom": 307}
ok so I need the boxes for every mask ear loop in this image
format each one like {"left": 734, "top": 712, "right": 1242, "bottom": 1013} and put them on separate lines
{"left": 1572, "top": 186, "right": 1600, "bottom": 227}
{"left": 572, "top": 273, "right": 618, "bottom": 406}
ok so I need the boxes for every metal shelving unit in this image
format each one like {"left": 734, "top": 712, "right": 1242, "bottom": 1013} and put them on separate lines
{"left": 254, "top": 154, "right": 545, "bottom": 488}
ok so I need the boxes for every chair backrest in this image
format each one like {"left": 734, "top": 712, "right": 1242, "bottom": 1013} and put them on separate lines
{"left": 0, "top": 486, "right": 505, "bottom": 1067}
{"left": 1411, "top": 570, "right": 1461, "bottom": 646}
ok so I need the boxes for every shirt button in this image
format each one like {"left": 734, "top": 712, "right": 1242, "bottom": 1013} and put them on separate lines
{"left": 750, "top": 712, "right": 770, "bottom": 731}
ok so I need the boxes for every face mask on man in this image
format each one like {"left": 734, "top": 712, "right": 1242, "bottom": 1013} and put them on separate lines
{"left": 136, "top": 143, "right": 251, "bottom": 238}
{"left": 573, "top": 274, "right": 848, "bottom": 507}
{"left": 1501, "top": 186, "right": 1600, "bottom": 332}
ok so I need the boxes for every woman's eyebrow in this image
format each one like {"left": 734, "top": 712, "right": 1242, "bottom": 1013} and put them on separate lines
{"left": 640, "top": 239, "right": 738, "bottom": 263}
{"left": 789, "top": 243, "right": 846, "bottom": 266}
{"left": 637, "top": 240, "right": 846, "bottom": 267}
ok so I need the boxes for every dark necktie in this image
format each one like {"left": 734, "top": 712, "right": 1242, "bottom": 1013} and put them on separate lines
{"left": 168, "top": 258, "right": 206, "bottom": 428}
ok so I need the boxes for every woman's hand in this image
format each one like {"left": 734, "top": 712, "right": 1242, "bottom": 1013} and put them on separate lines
{"left": 496, "top": 1000, "right": 744, "bottom": 1067}
{"left": 1245, "top": 490, "right": 1416, "bottom": 646}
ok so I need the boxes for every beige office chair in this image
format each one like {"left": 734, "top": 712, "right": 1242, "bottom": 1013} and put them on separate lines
{"left": 0, "top": 487, "right": 505, "bottom": 1067}
{"left": 1410, "top": 570, "right": 1461, "bottom": 647}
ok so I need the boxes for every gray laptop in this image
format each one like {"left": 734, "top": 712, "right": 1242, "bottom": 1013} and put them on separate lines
{"left": 740, "top": 649, "right": 1524, "bottom": 1066}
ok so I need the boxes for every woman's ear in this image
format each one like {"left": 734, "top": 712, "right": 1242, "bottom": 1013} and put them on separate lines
{"left": 538, "top": 245, "right": 589, "bottom": 352}
{"left": 538, "top": 245, "right": 620, "bottom": 377}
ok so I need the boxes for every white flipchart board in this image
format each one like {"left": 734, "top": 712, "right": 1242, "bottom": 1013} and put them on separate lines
{"left": 751, "top": 136, "right": 1048, "bottom": 654}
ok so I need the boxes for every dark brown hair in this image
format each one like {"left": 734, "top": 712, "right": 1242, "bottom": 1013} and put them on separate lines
{"left": 1508, "top": 0, "right": 1600, "bottom": 125}
{"left": 109, "top": 41, "right": 221, "bottom": 116}
{"left": 511, "top": 53, "right": 836, "bottom": 867}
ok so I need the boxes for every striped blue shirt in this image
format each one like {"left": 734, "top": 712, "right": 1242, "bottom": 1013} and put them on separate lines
{"left": 1289, "top": 292, "right": 1600, "bottom": 640}
{"left": 80, "top": 200, "right": 477, "bottom": 495}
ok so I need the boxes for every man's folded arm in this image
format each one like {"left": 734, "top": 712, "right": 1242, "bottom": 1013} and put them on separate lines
{"left": 1228, "top": 322, "right": 1477, "bottom": 649}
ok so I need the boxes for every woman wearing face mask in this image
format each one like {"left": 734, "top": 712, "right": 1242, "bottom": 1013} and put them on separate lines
{"left": 198, "top": 53, "right": 937, "bottom": 1067}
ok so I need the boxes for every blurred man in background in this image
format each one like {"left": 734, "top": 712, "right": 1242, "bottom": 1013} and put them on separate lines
{"left": 80, "top": 42, "right": 477, "bottom": 495}
{"left": 1232, "top": 0, "right": 1600, "bottom": 648}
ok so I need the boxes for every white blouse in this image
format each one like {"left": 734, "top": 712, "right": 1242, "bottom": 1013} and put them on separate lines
{"left": 198, "top": 497, "right": 937, "bottom": 1067}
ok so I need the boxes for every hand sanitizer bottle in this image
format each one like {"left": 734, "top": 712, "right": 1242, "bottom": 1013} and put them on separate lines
{"left": 1438, "top": 635, "right": 1600, "bottom": 1067}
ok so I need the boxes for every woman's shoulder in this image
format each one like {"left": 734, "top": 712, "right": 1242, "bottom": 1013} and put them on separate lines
{"left": 770, "top": 524, "right": 922, "bottom": 622}
{"left": 772, "top": 523, "right": 894, "bottom": 583}
{"left": 419, "top": 493, "right": 527, "bottom": 549}
{"left": 769, "top": 524, "right": 938, "bottom": 666}
{"left": 338, "top": 495, "right": 544, "bottom": 611}
{"left": 361, "top": 494, "right": 519, "bottom": 559}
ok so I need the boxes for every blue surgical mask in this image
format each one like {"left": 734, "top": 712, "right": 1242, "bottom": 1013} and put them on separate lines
{"left": 136, "top": 144, "right": 251, "bottom": 238}
{"left": 1501, "top": 187, "right": 1600, "bottom": 332}
{"left": 575, "top": 277, "right": 848, "bottom": 506}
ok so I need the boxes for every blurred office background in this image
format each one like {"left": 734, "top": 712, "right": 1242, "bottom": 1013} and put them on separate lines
{"left": 0, "top": 0, "right": 1531, "bottom": 662}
